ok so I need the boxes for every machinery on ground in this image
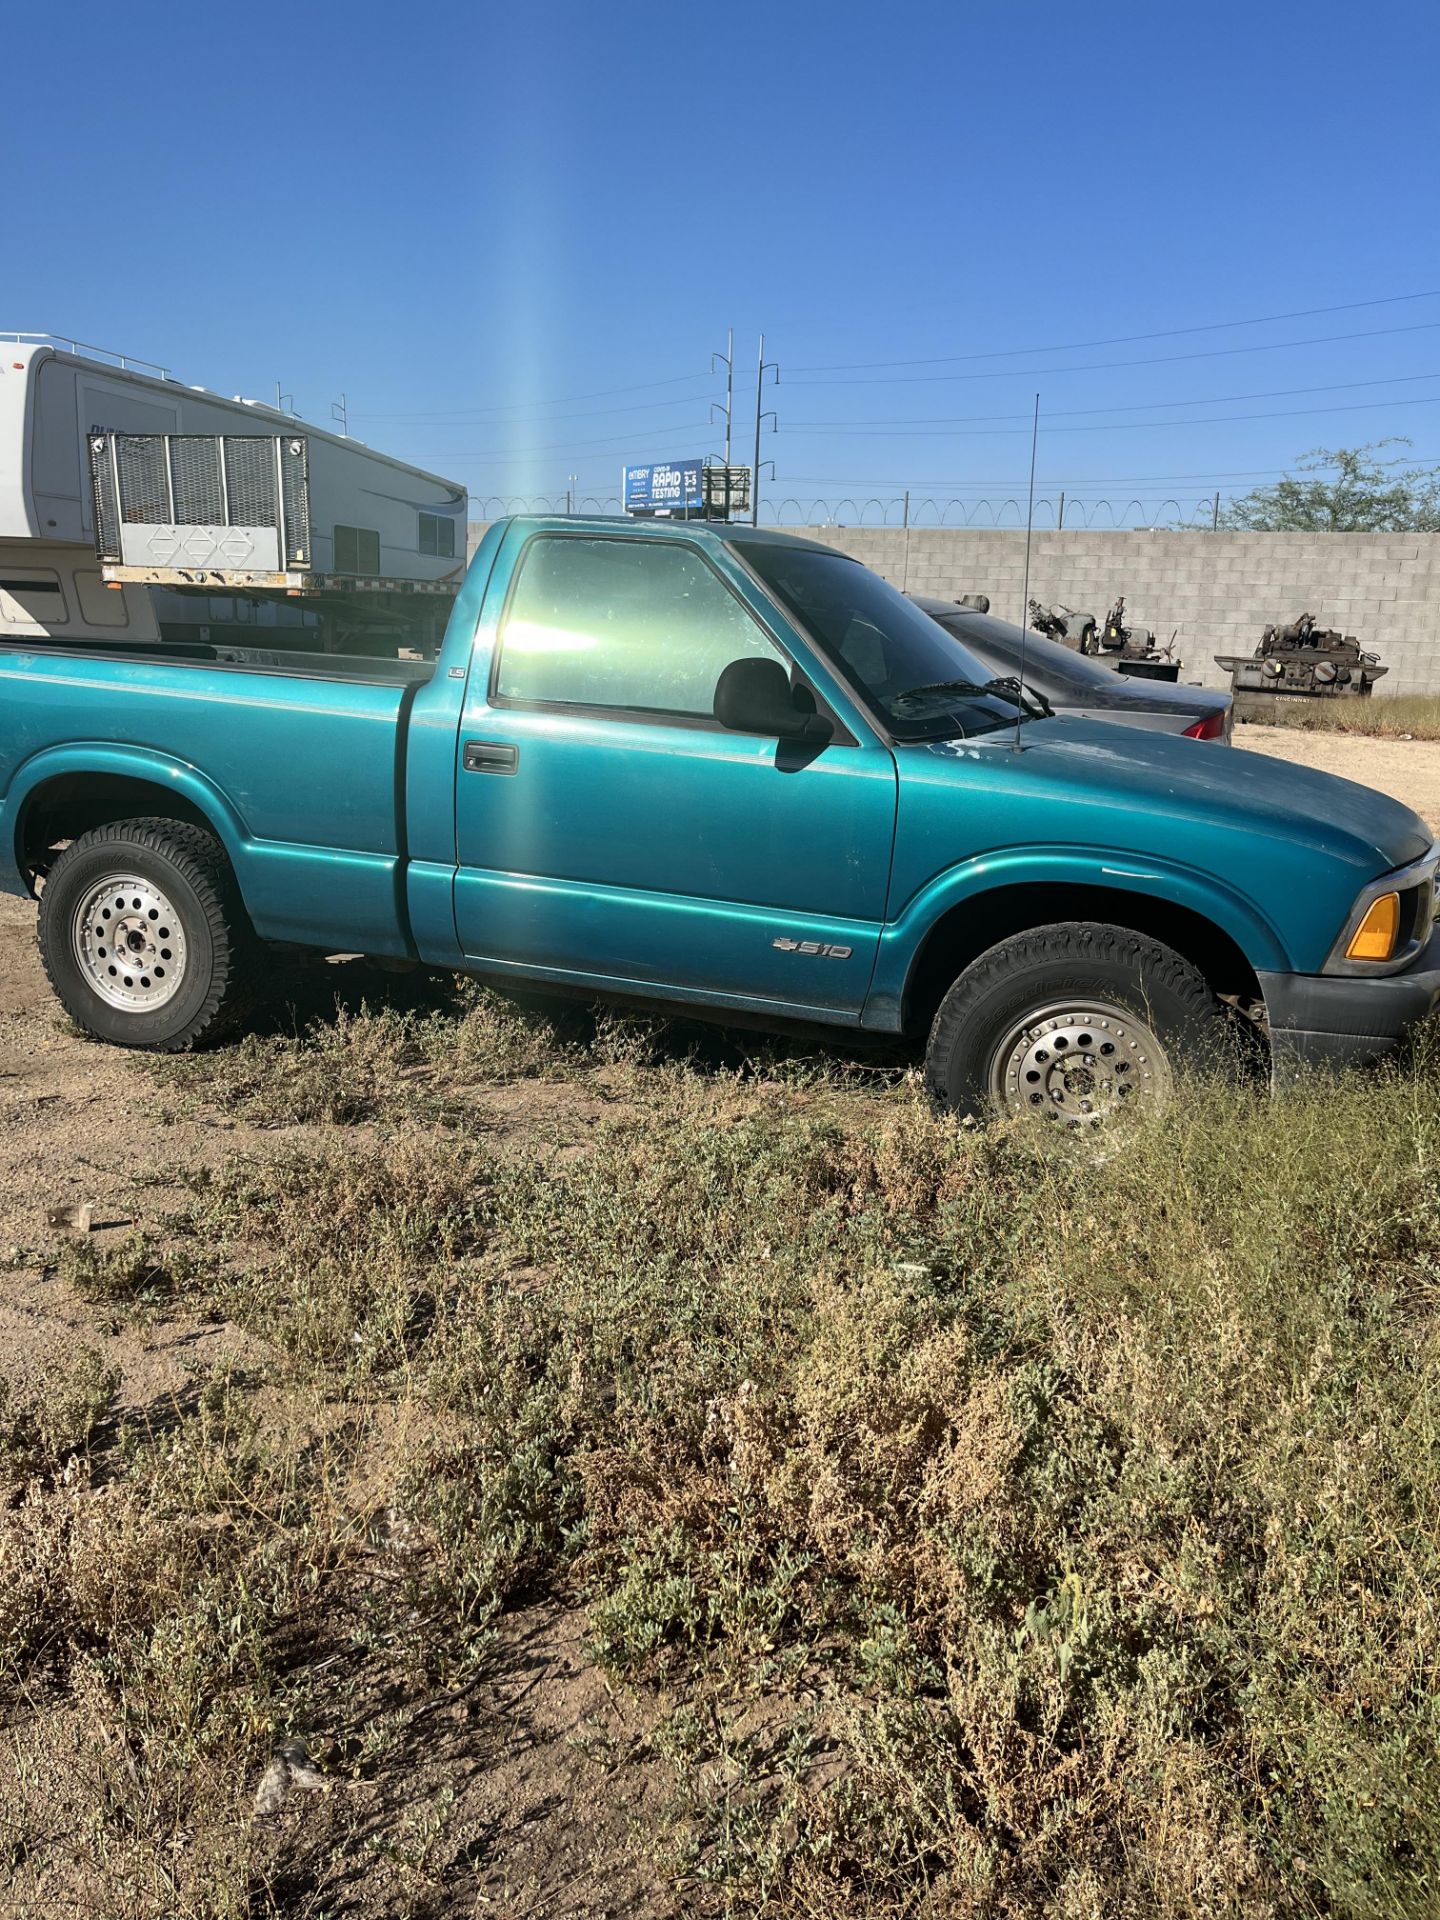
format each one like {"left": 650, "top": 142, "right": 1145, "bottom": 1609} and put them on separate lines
{"left": 1028, "top": 594, "right": 1181, "bottom": 682}
{"left": 1214, "top": 613, "right": 1388, "bottom": 720}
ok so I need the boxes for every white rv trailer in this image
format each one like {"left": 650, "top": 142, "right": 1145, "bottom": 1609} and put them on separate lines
{"left": 0, "top": 333, "right": 467, "bottom": 652}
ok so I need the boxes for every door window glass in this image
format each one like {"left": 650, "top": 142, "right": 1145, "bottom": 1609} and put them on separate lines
{"left": 496, "top": 535, "right": 783, "bottom": 717}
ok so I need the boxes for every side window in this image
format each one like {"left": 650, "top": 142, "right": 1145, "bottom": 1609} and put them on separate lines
{"left": 334, "top": 525, "right": 381, "bottom": 574}
{"left": 74, "top": 569, "right": 130, "bottom": 628}
{"left": 495, "top": 535, "right": 783, "bottom": 718}
{"left": 0, "top": 570, "right": 68, "bottom": 627}
{"left": 419, "top": 511, "right": 456, "bottom": 558}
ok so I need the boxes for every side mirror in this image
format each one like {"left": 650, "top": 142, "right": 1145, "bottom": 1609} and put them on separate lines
{"left": 713, "top": 657, "right": 833, "bottom": 742}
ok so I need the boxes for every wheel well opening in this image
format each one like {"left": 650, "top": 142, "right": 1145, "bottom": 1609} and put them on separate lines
{"left": 903, "top": 883, "right": 1262, "bottom": 1036}
{"left": 17, "top": 776, "right": 215, "bottom": 892}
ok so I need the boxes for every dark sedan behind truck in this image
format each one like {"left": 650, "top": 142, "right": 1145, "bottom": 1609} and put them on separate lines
{"left": 910, "top": 596, "right": 1232, "bottom": 741}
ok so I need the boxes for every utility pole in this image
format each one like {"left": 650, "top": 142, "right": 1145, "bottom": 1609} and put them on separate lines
{"left": 710, "top": 328, "right": 734, "bottom": 465}
{"left": 709, "top": 329, "right": 734, "bottom": 519}
{"left": 751, "top": 332, "right": 778, "bottom": 527}
{"left": 330, "top": 393, "right": 348, "bottom": 438}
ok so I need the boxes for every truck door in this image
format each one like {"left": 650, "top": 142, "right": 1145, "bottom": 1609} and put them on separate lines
{"left": 451, "top": 529, "right": 896, "bottom": 1019}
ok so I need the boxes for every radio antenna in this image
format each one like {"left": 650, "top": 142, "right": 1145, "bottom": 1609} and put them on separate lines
{"left": 1014, "top": 392, "right": 1040, "bottom": 752}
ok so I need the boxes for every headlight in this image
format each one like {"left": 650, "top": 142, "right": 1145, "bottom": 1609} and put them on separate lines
{"left": 1325, "top": 846, "right": 1439, "bottom": 976}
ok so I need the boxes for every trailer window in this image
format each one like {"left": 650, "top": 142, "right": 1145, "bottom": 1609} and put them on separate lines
{"left": 419, "top": 511, "right": 456, "bottom": 559}
{"left": 0, "top": 571, "right": 68, "bottom": 627}
{"left": 334, "top": 525, "right": 381, "bottom": 574}
{"left": 74, "top": 569, "right": 131, "bottom": 628}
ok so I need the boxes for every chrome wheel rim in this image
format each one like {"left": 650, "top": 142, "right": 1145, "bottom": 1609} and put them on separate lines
{"left": 72, "top": 873, "right": 188, "bottom": 1012}
{"left": 989, "top": 999, "right": 1169, "bottom": 1126}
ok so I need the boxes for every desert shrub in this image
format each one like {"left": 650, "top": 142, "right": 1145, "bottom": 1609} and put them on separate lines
{"left": 0, "top": 1348, "right": 117, "bottom": 1488}
{"left": 151, "top": 985, "right": 586, "bottom": 1127}
{"left": 1271, "top": 691, "right": 1440, "bottom": 740}
{"left": 21, "top": 1026, "right": 1440, "bottom": 1915}
{"left": 470, "top": 1064, "right": 1440, "bottom": 1915}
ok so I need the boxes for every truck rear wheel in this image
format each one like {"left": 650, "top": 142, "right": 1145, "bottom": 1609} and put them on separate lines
{"left": 924, "top": 921, "right": 1232, "bottom": 1123}
{"left": 38, "top": 818, "right": 254, "bottom": 1051}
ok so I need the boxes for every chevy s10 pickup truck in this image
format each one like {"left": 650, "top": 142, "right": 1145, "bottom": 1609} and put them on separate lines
{"left": 3, "top": 516, "right": 1438, "bottom": 1122}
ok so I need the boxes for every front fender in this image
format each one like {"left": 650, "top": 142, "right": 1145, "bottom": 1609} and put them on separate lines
{"left": 864, "top": 844, "right": 1294, "bottom": 1029}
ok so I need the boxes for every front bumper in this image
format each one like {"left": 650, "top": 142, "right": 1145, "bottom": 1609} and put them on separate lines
{"left": 1259, "top": 925, "right": 1440, "bottom": 1074}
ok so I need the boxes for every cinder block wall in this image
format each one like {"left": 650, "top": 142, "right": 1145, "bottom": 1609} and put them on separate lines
{"left": 784, "top": 528, "right": 1440, "bottom": 695}
{"left": 465, "top": 524, "right": 1440, "bottom": 696}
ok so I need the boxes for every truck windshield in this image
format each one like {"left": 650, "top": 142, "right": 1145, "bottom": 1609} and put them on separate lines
{"left": 734, "top": 542, "right": 1036, "bottom": 740}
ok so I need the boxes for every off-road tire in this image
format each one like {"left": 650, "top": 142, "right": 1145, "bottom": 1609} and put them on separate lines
{"left": 924, "top": 920, "right": 1232, "bottom": 1120}
{"left": 38, "top": 817, "right": 256, "bottom": 1051}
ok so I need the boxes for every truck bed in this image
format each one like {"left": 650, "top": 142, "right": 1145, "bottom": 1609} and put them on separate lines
{"left": 0, "top": 637, "right": 429, "bottom": 956}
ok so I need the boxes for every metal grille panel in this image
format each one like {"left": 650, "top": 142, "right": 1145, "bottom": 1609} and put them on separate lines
{"left": 280, "top": 437, "right": 311, "bottom": 566}
{"left": 168, "top": 437, "right": 224, "bottom": 524}
{"left": 90, "top": 436, "right": 121, "bottom": 560}
{"left": 223, "top": 437, "right": 278, "bottom": 527}
{"left": 86, "top": 431, "right": 315, "bottom": 574}
{"left": 115, "top": 436, "right": 169, "bottom": 524}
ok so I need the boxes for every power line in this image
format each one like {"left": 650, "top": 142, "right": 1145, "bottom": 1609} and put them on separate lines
{"left": 353, "top": 389, "right": 720, "bottom": 429}
{"left": 353, "top": 368, "right": 715, "bottom": 421}
{"left": 786, "top": 320, "right": 1440, "bottom": 388}
{"left": 774, "top": 459, "right": 1440, "bottom": 487}
{"left": 789, "top": 394, "right": 1440, "bottom": 438}
{"left": 410, "top": 421, "right": 716, "bottom": 462}
{"left": 787, "top": 289, "right": 1440, "bottom": 374}
{"left": 786, "top": 371, "right": 1440, "bottom": 430}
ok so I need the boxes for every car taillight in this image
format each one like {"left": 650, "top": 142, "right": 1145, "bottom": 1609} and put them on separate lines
{"left": 1182, "top": 710, "right": 1227, "bottom": 741}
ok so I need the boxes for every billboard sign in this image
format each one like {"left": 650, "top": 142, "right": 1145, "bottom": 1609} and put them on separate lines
{"left": 623, "top": 458, "right": 705, "bottom": 515}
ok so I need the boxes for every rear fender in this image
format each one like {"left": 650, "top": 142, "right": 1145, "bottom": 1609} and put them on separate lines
{"left": 3, "top": 742, "right": 249, "bottom": 894}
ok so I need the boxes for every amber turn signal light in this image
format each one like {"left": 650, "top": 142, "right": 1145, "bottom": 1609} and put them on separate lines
{"left": 1345, "top": 891, "right": 1400, "bottom": 962}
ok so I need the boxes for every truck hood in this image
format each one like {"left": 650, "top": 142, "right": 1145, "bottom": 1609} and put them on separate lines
{"left": 920, "top": 715, "right": 1432, "bottom": 879}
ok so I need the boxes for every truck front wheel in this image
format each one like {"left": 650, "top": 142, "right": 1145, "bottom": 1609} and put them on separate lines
{"left": 38, "top": 818, "right": 255, "bottom": 1051}
{"left": 924, "top": 921, "right": 1232, "bottom": 1123}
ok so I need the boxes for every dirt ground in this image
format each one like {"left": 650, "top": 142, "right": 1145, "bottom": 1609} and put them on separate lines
{"left": 1237, "top": 722, "right": 1440, "bottom": 829}
{"left": 3, "top": 722, "right": 1439, "bottom": 1916}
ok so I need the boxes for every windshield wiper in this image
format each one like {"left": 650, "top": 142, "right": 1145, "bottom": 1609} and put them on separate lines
{"left": 892, "top": 675, "right": 1051, "bottom": 720}
{"left": 892, "top": 678, "right": 1004, "bottom": 708}
{"left": 985, "top": 673, "right": 1054, "bottom": 719}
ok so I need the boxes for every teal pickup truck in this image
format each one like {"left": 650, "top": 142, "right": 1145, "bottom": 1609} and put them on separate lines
{"left": 2, "top": 516, "right": 1438, "bottom": 1121}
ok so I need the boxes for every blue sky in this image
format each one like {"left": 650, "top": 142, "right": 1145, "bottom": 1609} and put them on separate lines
{"left": 7, "top": 0, "right": 1439, "bottom": 524}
